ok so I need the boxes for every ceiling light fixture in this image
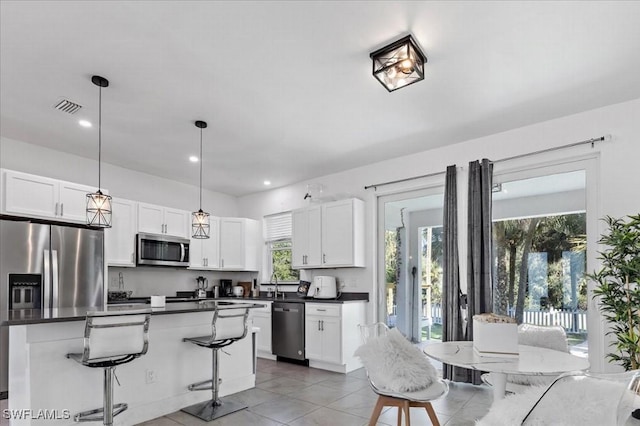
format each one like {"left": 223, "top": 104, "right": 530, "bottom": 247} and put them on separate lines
{"left": 86, "top": 75, "right": 112, "bottom": 228}
{"left": 189, "top": 155, "right": 199, "bottom": 163}
{"left": 263, "top": 180, "right": 271, "bottom": 186}
{"left": 78, "top": 119, "right": 92, "bottom": 128}
{"left": 370, "top": 34, "right": 427, "bottom": 92}
{"left": 192, "top": 120, "right": 210, "bottom": 239}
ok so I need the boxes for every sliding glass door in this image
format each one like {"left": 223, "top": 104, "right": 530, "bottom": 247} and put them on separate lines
{"left": 378, "top": 188, "right": 444, "bottom": 342}
{"left": 492, "top": 166, "right": 591, "bottom": 357}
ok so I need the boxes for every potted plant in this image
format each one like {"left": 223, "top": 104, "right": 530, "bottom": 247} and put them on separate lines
{"left": 590, "top": 214, "right": 640, "bottom": 370}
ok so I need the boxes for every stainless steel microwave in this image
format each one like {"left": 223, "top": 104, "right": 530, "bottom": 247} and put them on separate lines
{"left": 137, "top": 233, "right": 190, "bottom": 267}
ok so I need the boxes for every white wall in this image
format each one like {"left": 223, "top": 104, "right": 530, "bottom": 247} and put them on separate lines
{"left": 108, "top": 266, "right": 258, "bottom": 297}
{"left": 0, "top": 136, "right": 238, "bottom": 217}
{"left": 238, "top": 97, "right": 640, "bottom": 372}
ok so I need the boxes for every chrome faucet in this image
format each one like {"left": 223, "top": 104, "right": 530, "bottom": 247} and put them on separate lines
{"left": 270, "top": 271, "right": 280, "bottom": 299}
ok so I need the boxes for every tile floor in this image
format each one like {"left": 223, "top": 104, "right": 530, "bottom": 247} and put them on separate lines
{"left": 136, "top": 358, "right": 492, "bottom": 426}
{"left": 0, "top": 358, "right": 491, "bottom": 426}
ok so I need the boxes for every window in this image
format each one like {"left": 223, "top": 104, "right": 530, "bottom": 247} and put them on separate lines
{"left": 264, "top": 212, "right": 299, "bottom": 283}
{"left": 269, "top": 240, "right": 299, "bottom": 282}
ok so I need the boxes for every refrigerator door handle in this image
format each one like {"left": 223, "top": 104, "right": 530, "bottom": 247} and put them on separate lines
{"left": 52, "top": 250, "right": 59, "bottom": 308}
{"left": 43, "top": 249, "right": 51, "bottom": 309}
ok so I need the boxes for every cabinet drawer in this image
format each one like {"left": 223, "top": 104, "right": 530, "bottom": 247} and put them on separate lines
{"left": 306, "top": 304, "right": 340, "bottom": 317}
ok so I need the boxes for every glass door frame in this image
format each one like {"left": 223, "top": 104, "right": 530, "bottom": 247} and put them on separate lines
{"left": 376, "top": 184, "right": 445, "bottom": 341}
{"left": 493, "top": 154, "right": 602, "bottom": 370}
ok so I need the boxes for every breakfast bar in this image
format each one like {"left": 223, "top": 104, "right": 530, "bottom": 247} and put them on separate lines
{"left": 3, "top": 301, "right": 265, "bottom": 426}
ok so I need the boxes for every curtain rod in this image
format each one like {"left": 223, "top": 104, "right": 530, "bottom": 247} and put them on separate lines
{"left": 364, "top": 134, "right": 610, "bottom": 191}
{"left": 492, "top": 135, "right": 610, "bottom": 164}
{"left": 364, "top": 170, "right": 445, "bottom": 190}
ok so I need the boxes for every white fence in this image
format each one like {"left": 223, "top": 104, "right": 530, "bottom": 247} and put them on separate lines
{"left": 427, "top": 304, "right": 587, "bottom": 334}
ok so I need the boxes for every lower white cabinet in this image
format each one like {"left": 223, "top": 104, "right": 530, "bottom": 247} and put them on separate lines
{"left": 251, "top": 301, "right": 273, "bottom": 359}
{"left": 305, "top": 302, "right": 366, "bottom": 373}
{"left": 105, "top": 198, "right": 138, "bottom": 267}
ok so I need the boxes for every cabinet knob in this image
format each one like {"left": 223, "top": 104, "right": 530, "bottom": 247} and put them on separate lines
{"left": 323, "top": 253, "right": 326, "bottom": 264}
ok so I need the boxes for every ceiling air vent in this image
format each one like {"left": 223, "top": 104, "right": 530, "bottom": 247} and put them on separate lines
{"left": 53, "top": 98, "right": 83, "bottom": 114}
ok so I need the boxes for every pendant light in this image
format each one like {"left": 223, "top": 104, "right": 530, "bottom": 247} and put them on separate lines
{"left": 192, "top": 120, "right": 210, "bottom": 239}
{"left": 86, "top": 75, "right": 112, "bottom": 227}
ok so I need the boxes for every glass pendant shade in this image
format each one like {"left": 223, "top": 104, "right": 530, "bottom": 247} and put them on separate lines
{"left": 192, "top": 209, "right": 210, "bottom": 239}
{"left": 192, "top": 120, "right": 211, "bottom": 239}
{"left": 86, "top": 75, "right": 113, "bottom": 227}
{"left": 87, "top": 190, "right": 112, "bottom": 227}
{"left": 370, "top": 35, "right": 427, "bottom": 92}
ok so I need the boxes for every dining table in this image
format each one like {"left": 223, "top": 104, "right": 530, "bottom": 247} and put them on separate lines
{"left": 423, "top": 341, "right": 590, "bottom": 404}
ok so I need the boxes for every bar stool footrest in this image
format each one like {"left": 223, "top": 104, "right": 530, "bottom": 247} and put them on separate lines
{"left": 181, "top": 399, "right": 246, "bottom": 422}
{"left": 187, "top": 379, "right": 214, "bottom": 391}
{"left": 73, "top": 403, "right": 128, "bottom": 422}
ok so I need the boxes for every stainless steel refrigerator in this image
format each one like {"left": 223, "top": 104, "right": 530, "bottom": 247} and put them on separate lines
{"left": 0, "top": 219, "right": 104, "bottom": 396}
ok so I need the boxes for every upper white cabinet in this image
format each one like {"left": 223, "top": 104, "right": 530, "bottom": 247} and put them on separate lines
{"left": 2, "top": 169, "right": 98, "bottom": 224}
{"left": 292, "top": 205, "right": 322, "bottom": 268}
{"left": 219, "top": 218, "right": 259, "bottom": 271}
{"left": 189, "top": 217, "right": 220, "bottom": 270}
{"left": 105, "top": 198, "right": 137, "bottom": 267}
{"left": 292, "top": 198, "right": 365, "bottom": 269}
{"left": 137, "top": 202, "right": 189, "bottom": 238}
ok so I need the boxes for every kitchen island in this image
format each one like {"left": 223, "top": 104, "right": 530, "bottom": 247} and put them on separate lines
{"left": 3, "top": 301, "right": 265, "bottom": 426}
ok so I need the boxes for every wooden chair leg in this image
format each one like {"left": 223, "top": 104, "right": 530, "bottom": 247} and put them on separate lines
{"left": 424, "top": 402, "right": 440, "bottom": 426}
{"left": 403, "top": 400, "right": 411, "bottom": 426}
{"left": 368, "top": 396, "right": 386, "bottom": 426}
{"left": 396, "top": 405, "right": 402, "bottom": 426}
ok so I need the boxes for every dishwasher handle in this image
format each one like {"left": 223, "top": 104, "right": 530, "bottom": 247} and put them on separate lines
{"left": 274, "top": 307, "right": 299, "bottom": 313}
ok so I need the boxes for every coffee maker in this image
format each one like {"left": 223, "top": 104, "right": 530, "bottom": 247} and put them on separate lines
{"left": 220, "top": 279, "right": 233, "bottom": 297}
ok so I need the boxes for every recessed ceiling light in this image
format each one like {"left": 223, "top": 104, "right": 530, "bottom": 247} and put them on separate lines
{"left": 189, "top": 156, "right": 199, "bottom": 163}
{"left": 78, "top": 119, "right": 92, "bottom": 128}
{"left": 263, "top": 180, "right": 271, "bottom": 186}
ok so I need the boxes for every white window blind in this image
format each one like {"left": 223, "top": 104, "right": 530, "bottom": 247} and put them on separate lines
{"left": 264, "top": 212, "right": 292, "bottom": 242}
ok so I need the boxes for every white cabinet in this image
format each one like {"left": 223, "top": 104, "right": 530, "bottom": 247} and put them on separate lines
{"left": 292, "top": 198, "right": 365, "bottom": 269}
{"left": 219, "top": 218, "right": 259, "bottom": 271}
{"left": 189, "top": 217, "right": 220, "bottom": 270}
{"left": 251, "top": 301, "right": 273, "bottom": 359}
{"left": 305, "top": 302, "right": 366, "bottom": 373}
{"left": 138, "top": 202, "right": 189, "bottom": 238}
{"left": 292, "top": 206, "right": 322, "bottom": 268}
{"left": 2, "top": 169, "right": 97, "bottom": 224}
{"left": 105, "top": 198, "right": 137, "bottom": 267}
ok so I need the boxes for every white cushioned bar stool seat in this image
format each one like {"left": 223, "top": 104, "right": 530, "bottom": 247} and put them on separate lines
{"left": 181, "top": 306, "right": 250, "bottom": 422}
{"left": 66, "top": 310, "right": 151, "bottom": 426}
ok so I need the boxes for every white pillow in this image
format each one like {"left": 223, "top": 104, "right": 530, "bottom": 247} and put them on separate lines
{"left": 354, "top": 328, "right": 438, "bottom": 392}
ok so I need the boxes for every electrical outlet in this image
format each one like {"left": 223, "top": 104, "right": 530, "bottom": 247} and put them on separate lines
{"left": 145, "top": 369, "right": 156, "bottom": 384}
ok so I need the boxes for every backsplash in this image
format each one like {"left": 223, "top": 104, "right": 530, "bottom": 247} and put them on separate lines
{"left": 108, "top": 267, "right": 259, "bottom": 297}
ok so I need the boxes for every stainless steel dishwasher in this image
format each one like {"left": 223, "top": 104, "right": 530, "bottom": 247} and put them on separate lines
{"left": 272, "top": 301, "right": 305, "bottom": 360}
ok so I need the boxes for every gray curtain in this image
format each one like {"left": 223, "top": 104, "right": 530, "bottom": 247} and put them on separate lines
{"left": 441, "top": 165, "right": 466, "bottom": 381}
{"left": 466, "top": 158, "right": 494, "bottom": 384}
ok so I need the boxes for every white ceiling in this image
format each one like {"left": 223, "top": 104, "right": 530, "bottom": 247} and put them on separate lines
{"left": 2, "top": 1, "right": 640, "bottom": 196}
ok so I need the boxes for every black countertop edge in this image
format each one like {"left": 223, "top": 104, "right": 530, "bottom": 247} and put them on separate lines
{"left": 111, "top": 292, "right": 370, "bottom": 305}
{"left": 1, "top": 301, "right": 267, "bottom": 326}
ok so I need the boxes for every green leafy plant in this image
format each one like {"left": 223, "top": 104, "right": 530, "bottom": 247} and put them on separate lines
{"left": 590, "top": 214, "right": 640, "bottom": 370}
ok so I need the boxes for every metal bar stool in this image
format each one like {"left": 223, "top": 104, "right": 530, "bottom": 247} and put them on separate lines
{"left": 181, "top": 306, "right": 250, "bottom": 421}
{"left": 66, "top": 310, "right": 151, "bottom": 426}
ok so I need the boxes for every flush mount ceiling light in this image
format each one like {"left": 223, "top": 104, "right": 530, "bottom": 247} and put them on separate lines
{"left": 86, "top": 75, "right": 112, "bottom": 227}
{"left": 370, "top": 34, "right": 427, "bottom": 92}
{"left": 192, "top": 120, "right": 210, "bottom": 239}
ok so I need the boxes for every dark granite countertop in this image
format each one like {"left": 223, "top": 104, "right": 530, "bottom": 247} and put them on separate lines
{"left": 168, "top": 291, "right": 369, "bottom": 304}
{"left": 2, "top": 300, "right": 267, "bottom": 326}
